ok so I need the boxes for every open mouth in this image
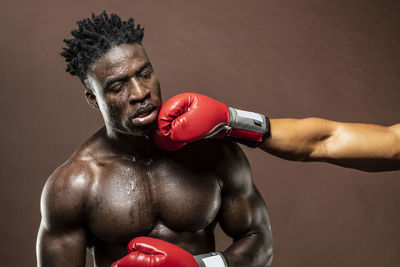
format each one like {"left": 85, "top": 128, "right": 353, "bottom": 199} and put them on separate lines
{"left": 136, "top": 110, "right": 152, "bottom": 118}
{"left": 130, "top": 105, "right": 158, "bottom": 126}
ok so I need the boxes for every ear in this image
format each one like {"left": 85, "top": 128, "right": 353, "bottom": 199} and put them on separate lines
{"left": 85, "top": 89, "right": 99, "bottom": 109}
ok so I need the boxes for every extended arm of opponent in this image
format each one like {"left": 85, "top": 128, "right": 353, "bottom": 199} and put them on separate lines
{"left": 261, "top": 118, "right": 400, "bottom": 172}
{"left": 154, "top": 93, "right": 400, "bottom": 172}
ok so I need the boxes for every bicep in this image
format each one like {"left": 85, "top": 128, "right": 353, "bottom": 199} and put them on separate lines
{"left": 216, "top": 141, "right": 272, "bottom": 245}
{"left": 37, "top": 222, "right": 87, "bottom": 267}
{"left": 311, "top": 122, "right": 400, "bottom": 171}
{"left": 389, "top": 123, "right": 400, "bottom": 160}
{"left": 215, "top": 142, "right": 273, "bottom": 266}
{"left": 316, "top": 122, "right": 400, "bottom": 160}
{"left": 218, "top": 184, "right": 271, "bottom": 240}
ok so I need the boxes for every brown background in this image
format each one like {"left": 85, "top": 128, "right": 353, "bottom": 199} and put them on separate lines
{"left": 1, "top": 0, "right": 399, "bottom": 266}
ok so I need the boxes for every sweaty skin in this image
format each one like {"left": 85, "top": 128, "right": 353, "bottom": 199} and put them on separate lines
{"left": 36, "top": 43, "right": 272, "bottom": 267}
{"left": 260, "top": 118, "right": 400, "bottom": 172}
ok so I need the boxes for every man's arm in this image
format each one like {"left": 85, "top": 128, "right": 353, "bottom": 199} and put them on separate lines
{"left": 36, "top": 162, "right": 89, "bottom": 267}
{"left": 216, "top": 141, "right": 273, "bottom": 267}
{"left": 260, "top": 118, "right": 400, "bottom": 172}
{"left": 154, "top": 93, "right": 400, "bottom": 172}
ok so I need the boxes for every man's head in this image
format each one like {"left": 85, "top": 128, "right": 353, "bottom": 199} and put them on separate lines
{"left": 61, "top": 11, "right": 161, "bottom": 137}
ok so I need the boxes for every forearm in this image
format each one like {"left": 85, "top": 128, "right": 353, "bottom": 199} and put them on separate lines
{"left": 259, "top": 118, "right": 335, "bottom": 161}
{"left": 223, "top": 231, "right": 273, "bottom": 267}
{"left": 259, "top": 118, "right": 400, "bottom": 171}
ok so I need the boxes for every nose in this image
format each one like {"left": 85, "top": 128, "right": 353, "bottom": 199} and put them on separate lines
{"left": 128, "top": 78, "right": 150, "bottom": 104}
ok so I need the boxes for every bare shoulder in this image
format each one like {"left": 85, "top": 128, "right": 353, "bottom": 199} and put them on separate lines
{"left": 40, "top": 130, "right": 105, "bottom": 229}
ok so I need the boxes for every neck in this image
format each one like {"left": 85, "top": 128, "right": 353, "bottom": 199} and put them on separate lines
{"left": 104, "top": 126, "right": 156, "bottom": 158}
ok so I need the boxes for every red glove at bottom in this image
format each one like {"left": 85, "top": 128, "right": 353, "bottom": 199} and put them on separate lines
{"left": 112, "top": 237, "right": 198, "bottom": 267}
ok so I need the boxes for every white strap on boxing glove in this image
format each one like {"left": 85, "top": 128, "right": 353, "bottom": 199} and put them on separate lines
{"left": 194, "top": 252, "right": 229, "bottom": 267}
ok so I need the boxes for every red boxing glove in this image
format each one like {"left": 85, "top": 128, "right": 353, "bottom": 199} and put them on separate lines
{"left": 153, "top": 129, "right": 186, "bottom": 152}
{"left": 158, "top": 93, "right": 230, "bottom": 142}
{"left": 111, "top": 236, "right": 198, "bottom": 267}
{"left": 155, "top": 93, "right": 270, "bottom": 151}
{"left": 112, "top": 237, "right": 229, "bottom": 267}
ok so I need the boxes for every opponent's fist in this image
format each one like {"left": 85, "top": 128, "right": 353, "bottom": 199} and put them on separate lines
{"left": 111, "top": 236, "right": 198, "bottom": 267}
{"left": 158, "top": 93, "right": 230, "bottom": 143}
{"left": 153, "top": 129, "right": 186, "bottom": 152}
{"left": 155, "top": 93, "right": 270, "bottom": 151}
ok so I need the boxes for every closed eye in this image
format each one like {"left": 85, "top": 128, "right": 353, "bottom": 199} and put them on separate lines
{"left": 139, "top": 71, "right": 152, "bottom": 79}
{"left": 109, "top": 81, "right": 126, "bottom": 93}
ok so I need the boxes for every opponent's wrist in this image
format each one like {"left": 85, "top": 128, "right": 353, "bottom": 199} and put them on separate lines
{"left": 224, "top": 107, "right": 270, "bottom": 147}
{"left": 194, "top": 252, "right": 229, "bottom": 267}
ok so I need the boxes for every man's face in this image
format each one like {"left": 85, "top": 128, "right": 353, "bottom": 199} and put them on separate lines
{"left": 86, "top": 43, "right": 162, "bottom": 137}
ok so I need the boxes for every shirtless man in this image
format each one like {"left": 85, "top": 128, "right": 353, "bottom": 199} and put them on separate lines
{"left": 156, "top": 93, "right": 400, "bottom": 172}
{"left": 36, "top": 12, "right": 273, "bottom": 267}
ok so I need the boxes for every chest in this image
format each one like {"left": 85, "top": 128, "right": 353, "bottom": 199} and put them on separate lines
{"left": 87, "top": 157, "right": 221, "bottom": 243}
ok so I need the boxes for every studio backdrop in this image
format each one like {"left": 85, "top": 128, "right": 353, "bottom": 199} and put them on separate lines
{"left": 0, "top": 1, "right": 399, "bottom": 266}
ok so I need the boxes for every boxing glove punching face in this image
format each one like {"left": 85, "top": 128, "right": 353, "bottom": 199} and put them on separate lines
{"left": 157, "top": 93, "right": 230, "bottom": 142}
{"left": 153, "top": 129, "right": 186, "bottom": 152}
{"left": 154, "top": 92, "right": 270, "bottom": 151}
